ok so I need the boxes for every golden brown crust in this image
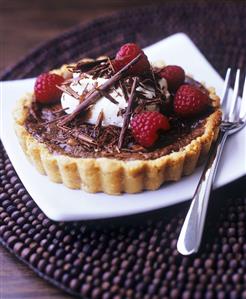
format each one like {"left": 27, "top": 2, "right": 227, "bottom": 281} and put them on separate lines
{"left": 13, "top": 68, "right": 221, "bottom": 195}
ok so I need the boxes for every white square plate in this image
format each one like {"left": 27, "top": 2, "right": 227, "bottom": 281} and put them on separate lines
{"left": 1, "top": 33, "right": 246, "bottom": 221}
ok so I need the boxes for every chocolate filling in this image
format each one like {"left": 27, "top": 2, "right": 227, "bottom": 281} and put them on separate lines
{"left": 24, "top": 59, "right": 215, "bottom": 161}
{"left": 24, "top": 102, "right": 213, "bottom": 160}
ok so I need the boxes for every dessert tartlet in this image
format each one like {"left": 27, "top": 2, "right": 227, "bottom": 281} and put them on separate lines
{"left": 13, "top": 43, "right": 221, "bottom": 194}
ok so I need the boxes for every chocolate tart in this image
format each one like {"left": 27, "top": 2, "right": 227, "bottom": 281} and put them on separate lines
{"left": 13, "top": 61, "right": 221, "bottom": 195}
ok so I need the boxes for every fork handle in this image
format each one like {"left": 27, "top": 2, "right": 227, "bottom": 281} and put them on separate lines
{"left": 177, "top": 130, "right": 228, "bottom": 255}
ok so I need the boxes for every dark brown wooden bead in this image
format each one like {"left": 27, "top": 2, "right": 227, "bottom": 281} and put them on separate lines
{"left": 20, "top": 247, "right": 32, "bottom": 259}
{"left": 6, "top": 205, "right": 15, "bottom": 213}
{"left": 80, "top": 283, "right": 91, "bottom": 296}
{"left": 0, "top": 212, "right": 8, "bottom": 220}
{"left": 37, "top": 259, "right": 47, "bottom": 271}
{"left": 6, "top": 234, "right": 18, "bottom": 247}
{"left": 61, "top": 273, "right": 70, "bottom": 285}
{"left": 2, "top": 200, "right": 11, "bottom": 208}
{"left": 10, "top": 176, "right": 18, "bottom": 184}
{"left": 45, "top": 264, "right": 55, "bottom": 276}
{"left": 53, "top": 268, "right": 63, "bottom": 281}
{"left": 11, "top": 211, "right": 20, "bottom": 220}
{"left": 17, "top": 188, "right": 26, "bottom": 197}
{"left": 13, "top": 242, "right": 24, "bottom": 253}
{"left": 0, "top": 225, "right": 7, "bottom": 235}
{"left": 28, "top": 253, "right": 39, "bottom": 265}
{"left": 13, "top": 183, "right": 22, "bottom": 191}
{"left": 69, "top": 278, "right": 80, "bottom": 291}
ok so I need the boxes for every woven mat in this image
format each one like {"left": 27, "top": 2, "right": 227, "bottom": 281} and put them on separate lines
{"left": 1, "top": 2, "right": 246, "bottom": 298}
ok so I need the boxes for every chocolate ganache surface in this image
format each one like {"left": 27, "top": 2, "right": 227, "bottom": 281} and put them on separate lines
{"left": 24, "top": 101, "right": 214, "bottom": 161}
{"left": 24, "top": 57, "right": 216, "bottom": 161}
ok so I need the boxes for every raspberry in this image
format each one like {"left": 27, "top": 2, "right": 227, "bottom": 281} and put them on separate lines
{"left": 113, "top": 43, "right": 150, "bottom": 75}
{"left": 34, "top": 73, "right": 64, "bottom": 104}
{"left": 130, "top": 111, "right": 170, "bottom": 148}
{"left": 160, "top": 65, "right": 185, "bottom": 92}
{"left": 111, "top": 59, "right": 125, "bottom": 72}
{"left": 174, "top": 84, "right": 210, "bottom": 117}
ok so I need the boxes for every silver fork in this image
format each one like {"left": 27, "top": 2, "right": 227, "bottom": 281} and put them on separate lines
{"left": 177, "top": 68, "right": 246, "bottom": 255}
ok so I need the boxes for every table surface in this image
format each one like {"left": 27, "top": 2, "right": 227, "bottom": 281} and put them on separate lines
{"left": 0, "top": 1, "right": 162, "bottom": 298}
{"left": 0, "top": 0, "right": 163, "bottom": 74}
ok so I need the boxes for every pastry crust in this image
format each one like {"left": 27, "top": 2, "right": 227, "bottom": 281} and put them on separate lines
{"left": 13, "top": 68, "right": 221, "bottom": 195}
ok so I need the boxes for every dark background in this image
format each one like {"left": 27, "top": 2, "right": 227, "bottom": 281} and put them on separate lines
{"left": 0, "top": 0, "right": 165, "bottom": 74}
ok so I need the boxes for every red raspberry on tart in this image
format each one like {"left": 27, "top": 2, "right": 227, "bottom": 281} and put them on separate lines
{"left": 131, "top": 111, "right": 170, "bottom": 148}
{"left": 34, "top": 73, "right": 64, "bottom": 104}
{"left": 159, "top": 65, "right": 185, "bottom": 92}
{"left": 174, "top": 84, "right": 210, "bottom": 117}
{"left": 112, "top": 43, "right": 150, "bottom": 75}
{"left": 13, "top": 44, "right": 221, "bottom": 194}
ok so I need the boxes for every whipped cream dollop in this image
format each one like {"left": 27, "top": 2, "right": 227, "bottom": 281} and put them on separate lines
{"left": 61, "top": 74, "right": 167, "bottom": 127}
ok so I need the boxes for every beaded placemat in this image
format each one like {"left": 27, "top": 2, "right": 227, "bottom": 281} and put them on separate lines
{"left": 1, "top": 2, "right": 246, "bottom": 298}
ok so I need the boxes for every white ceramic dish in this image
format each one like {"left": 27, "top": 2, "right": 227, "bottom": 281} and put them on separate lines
{"left": 1, "top": 33, "right": 246, "bottom": 221}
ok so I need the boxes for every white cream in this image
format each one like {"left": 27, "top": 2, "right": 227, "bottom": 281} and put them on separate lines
{"left": 61, "top": 74, "right": 167, "bottom": 127}
{"left": 61, "top": 75, "right": 128, "bottom": 127}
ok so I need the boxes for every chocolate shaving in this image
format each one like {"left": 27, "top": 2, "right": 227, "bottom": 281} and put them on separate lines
{"left": 87, "top": 64, "right": 107, "bottom": 75}
{"left": 119, "top": 80, "right": 129, "bottom": 102}
{"left": 97, "top": 125, "right": 121, "bottom": 149}
{"left": 95, "top": 111, "right": 104, "bottom": 128}
{"left": 118, "top": 77, "right": 138, "bottom": 149}
{"left": 73, "top": 132, "right": 96, "bottom": 144}
{"left": 59, "top": 126, "right": 96, "bottom": 145}
{"left": 98, "top": 90, "right": 118, "bottom": 104}
{"left": 108, "top": 57, "right": 116, "bottom": 72}
{"left": 81, "top": 82, "right": 90, "bottom": 97}
{"left": 138, "top": 82, "right": 156, "bottom": 92}
{"left": 42, "top": 114, "right": 67, "bottom": 125}
{"left": 53, "top": 107, "right": 69, "bottom": 114}
{"left": 92, "top": 111, "right": 104, "bottom": 139}
{"left": 68, "top": 57, "right": 109, "bottom": 73}
{"left": 59, "top": 53, "right": 142, "bottom": 125}
{"left": 121, "top": 144, "right": 147, "bottom": 153}
{"left": 57, "top": 84, "right": 80, "bottom": 100}
{"left": 113, "top": 87, "right": 122, "bottom": 98}
{"left": 117, "top": 108, "right": 126, "bottom": 117}
{"left": 80, "top": 57, "right": 114, "bottom": 79}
